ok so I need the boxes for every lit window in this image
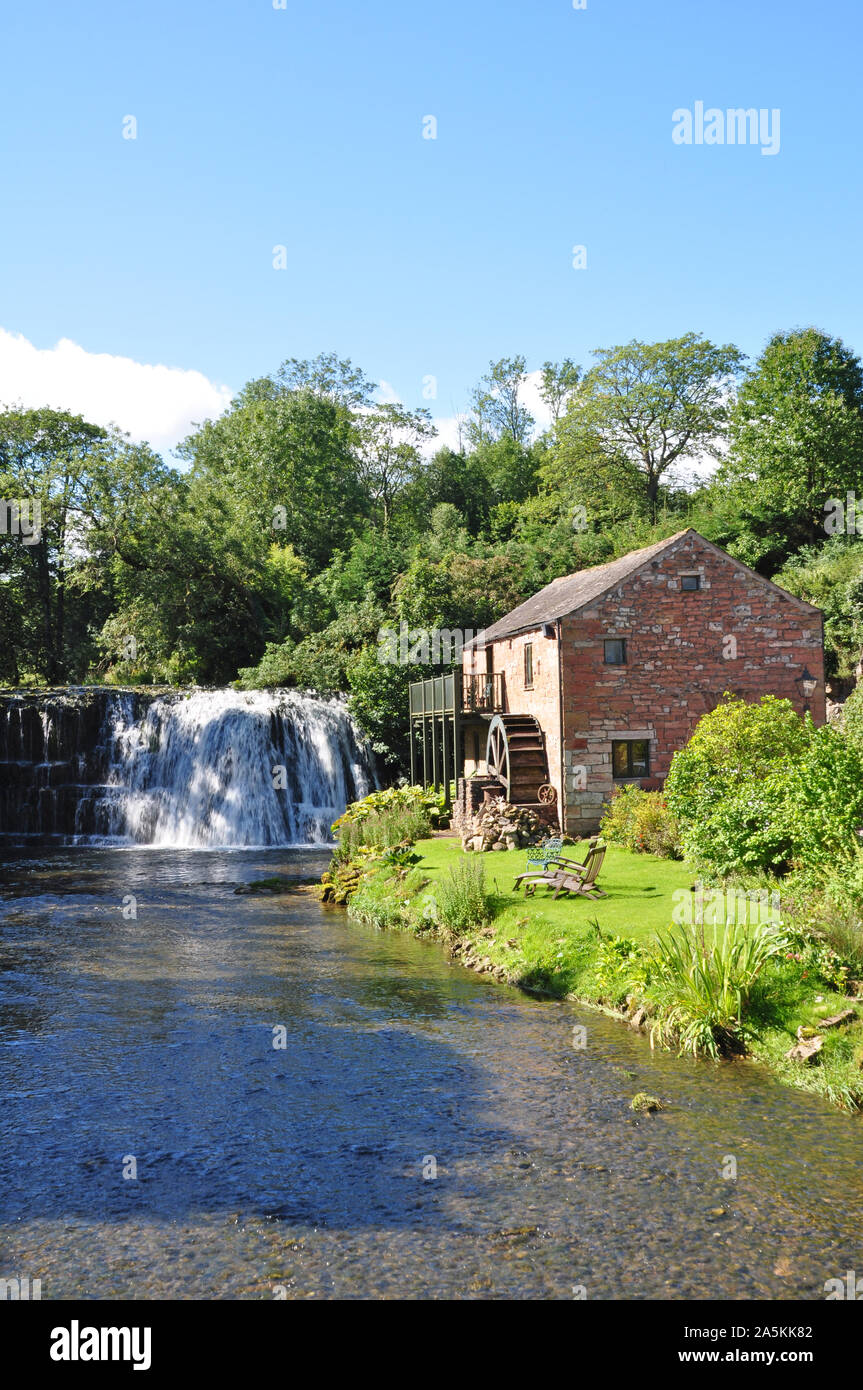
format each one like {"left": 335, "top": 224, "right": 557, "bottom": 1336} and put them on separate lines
{"left": 604, "top": 638, "right": 626, "bottom": 665}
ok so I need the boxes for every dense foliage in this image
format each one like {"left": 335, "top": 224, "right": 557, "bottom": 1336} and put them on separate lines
{"left": 665, "top": 695, "right": 863, "bottom": 877}
{"left": 599, "top": 786, "right": 681, "bottom": 858}
{"left": 4, "top": 329, "right": 863, "bottom": 766}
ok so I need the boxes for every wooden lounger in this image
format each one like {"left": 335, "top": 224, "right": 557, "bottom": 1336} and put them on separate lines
{"left": 513, "top": 843, "right": 607, "bottom": 899}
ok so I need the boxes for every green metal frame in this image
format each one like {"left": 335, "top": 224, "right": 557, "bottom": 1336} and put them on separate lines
{"left": 408, "top": 673, "right": 461, "bottom": 808}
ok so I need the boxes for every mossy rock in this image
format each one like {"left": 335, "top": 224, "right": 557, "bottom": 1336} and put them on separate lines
{"left": 630, "top": 1092, "right": 663, "bottom": 1113}
{"left": 235, "top": 876, "right": 294, "bottom": 895}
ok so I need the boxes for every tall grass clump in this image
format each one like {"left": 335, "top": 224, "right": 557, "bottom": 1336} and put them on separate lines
{"left": 334, "top": 806, "right": 431, "bottom": 861}
{"left": 648, "top": 917, "right": 788, "bottom": 1058}
{"left": 434, "top": 856, "right": 493, "bottom": 936}
{"left": 330, "top": 785, "right": 440, "bottom": 862}
{"left": 816, "top": 845, "right": 863, "bottom": 977}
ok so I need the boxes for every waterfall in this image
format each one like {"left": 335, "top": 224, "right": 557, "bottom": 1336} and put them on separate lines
{"left": 0, "top": 688, "right": 375, "bottom": 847}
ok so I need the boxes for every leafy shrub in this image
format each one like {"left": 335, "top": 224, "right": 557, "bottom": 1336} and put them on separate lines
{"left": 593, "top": 934, "right": 651, "bottom": 1007}
{"left": 772, "top": 868, "right": 863, "bottom": 983}
{"left": 665, "top": 695, "right": 863, "bottom": 877}
{"left": 330, "top": 785, "right": 439, "bottom": 861}
{"left": 665, "top": 694, "right": 808, "bottom": 826}
{"left": 600, "top": 786, "right": 681, "bottom": 858}
{"left": 776, "top": 725, "right": 863, "bottom": 871}
{"left": 680, "top": 779, "right": 794, "bottom": 877}
{"left": 378, "top": 844, "right": 421, "bottom": 868}
{"left": 433, "top": 856, "right": 492, "bottom": 935}
{"left": 334, "top": 808, "right": 431, "bottom": 861}
{"left": 789, "top": 869, "right": 863, "bottom": 982}
{"left": 842, "top": 684, "right": 863, "bottom": 756}
{"left": 647, "top": 917, "right": 788, "bottom": 1057}
{"left": 599, "top": 786, "right": 640, "bottom": 847}
{"left": 781, "top": 930, "right": 851, "bottom": 993}
{"left": 333, "top": 784, "right": 441, "bottom": 830}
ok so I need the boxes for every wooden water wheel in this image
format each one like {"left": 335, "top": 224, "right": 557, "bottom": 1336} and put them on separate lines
{"left": 485, "top": 714, "right": 549, "bottom": 804}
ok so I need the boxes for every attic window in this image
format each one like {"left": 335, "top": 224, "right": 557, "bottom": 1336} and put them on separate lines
{"left": 604, "top": 638, "right": 626, "bottom": 665}
{"left": 681, "top": 574, "right": 701, "bottom": 591}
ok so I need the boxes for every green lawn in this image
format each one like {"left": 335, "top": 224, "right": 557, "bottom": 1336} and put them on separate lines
{"left": 411, "top": 836, "right": 693, "bottom": 943}
{"left": 345, "top": 834, "right": 863, "bottom": 1109}
{"left": 364, "top": 835, "right": 695, "bottom": 1003}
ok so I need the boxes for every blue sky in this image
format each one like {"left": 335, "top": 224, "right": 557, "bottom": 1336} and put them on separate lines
{"left": 1, "top": 0, "right": 861, "bottom": 451}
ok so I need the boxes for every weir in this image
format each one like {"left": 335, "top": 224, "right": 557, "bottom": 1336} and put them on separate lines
{"left": 0, "top": 687, "right": 374, "bottom": 847}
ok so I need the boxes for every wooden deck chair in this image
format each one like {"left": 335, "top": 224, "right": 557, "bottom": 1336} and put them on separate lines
{"left": 570, "top": 843, "right": 607, "bottom": 898}
{"left": 513, "top": 840, "right": 603, "bottom": 896}
{"left": 517, "top": 834, "right": 595, "bottom": 890}
{"left": 545, "top": 836, "right": 600, "bottom": 878}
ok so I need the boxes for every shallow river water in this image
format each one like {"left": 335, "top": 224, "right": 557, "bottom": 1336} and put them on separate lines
{"left": 1, "top": 848, "right": 862, "bottom": 1300}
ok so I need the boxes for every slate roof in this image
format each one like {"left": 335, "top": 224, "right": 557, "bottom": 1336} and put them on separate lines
{"left": 465, "top": 528, "right": 819, "bottom": 646}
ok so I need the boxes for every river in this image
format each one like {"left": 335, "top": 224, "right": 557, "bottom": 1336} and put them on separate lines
{"left": 1, "top": 847, "right": 862, "bottom": 1300}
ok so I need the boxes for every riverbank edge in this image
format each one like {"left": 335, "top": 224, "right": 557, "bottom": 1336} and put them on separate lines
{"left": 317, "top": 840, "right": 863, "bottom": 1114}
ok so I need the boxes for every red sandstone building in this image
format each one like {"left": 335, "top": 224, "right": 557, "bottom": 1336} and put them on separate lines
{"left": 453, "top": 528, "right": 825, "bottom": 835}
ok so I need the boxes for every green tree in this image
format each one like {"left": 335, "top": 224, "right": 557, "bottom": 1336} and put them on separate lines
{"left": 354, "top": 402, "right": 435, "bottom": 529}
{"left": 553, "top": 334, "right": 744, "bottom": 512}
{"left": 725, "top": 328, "right": 863, "bottom": 540}
{"left": 467, "top": 356, "right": 534, "bottom": 446}
{"left": 538, "top": 358, "right": 581, "bottom": 424}
{"left": 0, "top": 407, "right": 169, "bottom": 682}
{"left": 180, "top": 371, "right": 368, "bottom": 569}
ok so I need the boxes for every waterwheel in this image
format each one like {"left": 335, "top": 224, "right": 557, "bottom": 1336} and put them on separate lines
{"left": 485, "top": 714, "right": 549, "bottom": 804}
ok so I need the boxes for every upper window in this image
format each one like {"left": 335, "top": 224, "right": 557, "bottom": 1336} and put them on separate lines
{"left": 681, "top": 574, "right": 701, "bottom": 591}
{"left": 612, "top": 739, "right": 650, "bottom": 780}
{"left": 524, "top": 643, "right": 534, "bottom": 688}
{"left": 604, "top": 638, "right": 626, "bottom": 665}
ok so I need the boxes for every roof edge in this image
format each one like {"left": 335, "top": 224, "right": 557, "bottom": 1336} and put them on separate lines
{"left": 465, "top": 527, "right": 822, "bottom": 645}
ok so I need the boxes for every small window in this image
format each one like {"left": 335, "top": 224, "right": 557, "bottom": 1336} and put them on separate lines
{"left": 604, "top": 638, "right": 626, "bottom": 665}
{"left": 612, "top": 739, "right": 650, "bottom": 779}
{"left": 524, "top": 643, "right": 534, "bottom": 688}
{"left": 681, "top": 574, "right": 701, "bottom": 592}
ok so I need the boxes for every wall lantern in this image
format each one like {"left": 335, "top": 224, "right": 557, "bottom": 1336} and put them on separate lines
{"left": 796, "top": 666, "right": 818, "bottom": 710}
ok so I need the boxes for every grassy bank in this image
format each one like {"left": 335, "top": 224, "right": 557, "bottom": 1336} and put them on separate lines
{"left": 343, "top": 836, "right": 863, "bottom": 1111}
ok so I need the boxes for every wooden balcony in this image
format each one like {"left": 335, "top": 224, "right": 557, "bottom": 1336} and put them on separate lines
{"left": 407, "top": 672, "right": 505, "bottom": 717}
{"left": 461, "top": 672, "right": 505, "bottom": 713}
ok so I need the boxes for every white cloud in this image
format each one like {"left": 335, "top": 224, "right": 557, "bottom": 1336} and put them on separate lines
{"left": 376, "top": 379, "right": 401, "bottom": 405}
{"left": 0, "top": 328, "right": 233, "bottom": 453}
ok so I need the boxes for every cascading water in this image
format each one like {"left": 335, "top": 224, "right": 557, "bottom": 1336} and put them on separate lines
{"left": 0, "top": 688, "right": 375, "bottom": 847}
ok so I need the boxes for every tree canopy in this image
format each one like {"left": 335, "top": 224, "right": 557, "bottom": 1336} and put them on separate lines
{"left": 2, "top": 332, "right": 861, "bottom": 767}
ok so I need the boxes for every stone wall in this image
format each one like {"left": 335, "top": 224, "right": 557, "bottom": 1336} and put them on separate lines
{"left": 453, "top": 777, "right": 557, "bottom": 851}
{"left": 462, "top": 532, "right": 825, "bottom": 837}
{"left": 558, "top": 532, "right": 825, "bottom": 833}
